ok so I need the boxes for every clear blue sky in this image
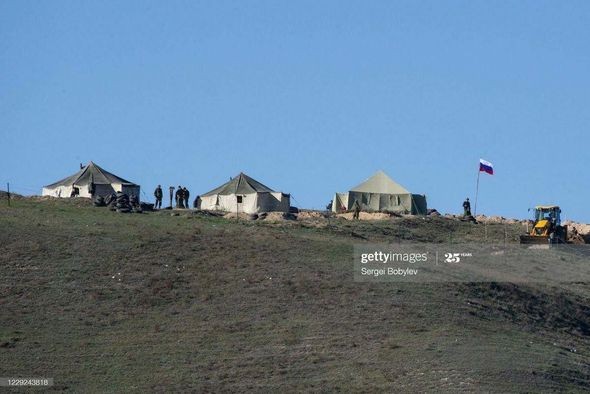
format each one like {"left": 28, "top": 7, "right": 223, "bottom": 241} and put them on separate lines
{"left": 1, "top": 1, "right": 589, "bottom": 221}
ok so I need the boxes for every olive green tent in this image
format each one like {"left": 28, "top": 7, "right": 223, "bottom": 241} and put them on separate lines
{"left": 332, "top": 170, "right": 427, "bottom": 214}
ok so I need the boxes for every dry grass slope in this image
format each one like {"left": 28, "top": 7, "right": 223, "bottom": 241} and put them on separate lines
{"left": 1, "top": 198, "right": 589, "bottom": 392}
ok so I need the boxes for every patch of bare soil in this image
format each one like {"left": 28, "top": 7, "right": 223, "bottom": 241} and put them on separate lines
{"left": 336, "top": 211, "right": 394, "bottom": 221}
{"left": 565, "top": 221, "right": 590, "bottom": 236}
{"left": 223, "top": 212, "right": 254, "bottom": 220}
{"left": 461, "top": 282, "right": 590, "bottom": 337}
{"left": 296, "top": 211, "right": 327, "bottom": 220}
{"left": 260, "top": 212, "right": 296, "bottom": 222}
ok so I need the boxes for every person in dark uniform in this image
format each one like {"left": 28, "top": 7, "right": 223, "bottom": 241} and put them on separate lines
{"left": 183, "top": 187, "right": 190, "bottom": 209}
{"left": 175, "top": 186, "right": 184, "bottom": 208}
{"left": 70, "top": 184, "right": 80, "bottom": 197}
{"left": 353, "top": 200, "right": 361, "bottom": 220}
{"left": 193, "top": 195, "right": 200, "bottom": 209}
{"left": 463, "top": 198, "right": 471, "bottom": 216}
{"left": 88, "top": 181, "right": 95, "bottom": 198}
{"left": 154, "top": 185, "right": 163, "bottom": 209}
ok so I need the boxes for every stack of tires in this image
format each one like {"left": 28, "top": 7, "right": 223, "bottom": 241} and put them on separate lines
{"left": 104, "top": 194, "right": 117, "bottom": 211}
{"left": 93, "top": 193, "right": 144, "bottom": 214}
{"left": 93, "top": 196, "right": 105, "bottom": 207}
{"left": 129, "top": 195, "right": 143, "bottom": 214}
{"left": 115, "top": 192, "right": 131, "bottom": 213}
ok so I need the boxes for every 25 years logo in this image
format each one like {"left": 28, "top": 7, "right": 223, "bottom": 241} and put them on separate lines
{"left": 444, "top": 252, "right": 473, "bottom": 263}
{"left": 444, "top": 253, "right": 461, "bottom": 263}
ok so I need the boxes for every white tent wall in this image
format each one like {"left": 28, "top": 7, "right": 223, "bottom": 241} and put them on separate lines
{"left": 218, "top": 194, "right": 242, "bottom": 213}
{"left": 42, "top": 185, "right": 94, "bottom": 198}
{"left": 331, "top": 193, "right": 349, "bottom": 213}
{"left": 42, "top": 183, "right": 139, "bottom": 200}
{"left": 42, "top": 186, "right": 73, "bottom": 198}
{"left": 198, "top": 195, "right": 218, "bottom": 211}
{"left": 199, "top": 193, "right": 258, "bottom": 214}
{"left": 237, "top": 194, "right": 258, "bottom": 213}
{"left": 198, "top": 192, "right": 289, "bottom": 214}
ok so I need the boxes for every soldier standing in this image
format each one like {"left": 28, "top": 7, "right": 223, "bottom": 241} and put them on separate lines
{"left": 175, "top": 186, "right": 184, "bottom": 208}
{"left": 70, "top": 184, "right": 80, "bottom": 197}
{"left": 463, "top": 198, "right": 471, "bottom": 216}
{"left": 183, "top": 187, "right": 190, "bottom": 209}
{"left": 88, "top": 181, "right": 95, "bottom": 198}
{"left": 154, "top": 185, "right": 163, "bottom": 209}
{"left": 353, "top": 201, "right": 361, "bottom": 220}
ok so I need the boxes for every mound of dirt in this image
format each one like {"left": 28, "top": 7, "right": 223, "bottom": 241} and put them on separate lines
{"left": 190, "top": 209, "right": 224, "bottom": 218}
{"left": 297, "top": 211, "right": 327, "bottom": 220}
{"left": 223, "top": 212, "right": 254, "bottom": 220}
{"left": 29, "top": 195, "right": 57, "bottom": 201}
{"left": 475, "top": 215, "right": 506, "bottom": 223}
{"left": 564, "top": 221, "right": 590, "bottom": 235}
{"left": 336, "top": 212, "right": 393, "bottom": 221}
{"left": 472, "top": 215, "right": 528, "bottom": 225}
{"left": 25, "top": 195, "right": 94, "bottom": 207}
{"left": 568, "top": 232, "right": 586, "bottom": 244}
{"left": 0, "top": 190, "right": 25, "bottom": 200}
{"left": 261, "top": 212, "right": 296, "bottom": 222}
{"left": 427, "top": 208, "right": 441, "bottom": 216}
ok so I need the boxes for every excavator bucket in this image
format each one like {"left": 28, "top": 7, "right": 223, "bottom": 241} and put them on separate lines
{"left": 519, "top": 235, "right": 550, "bottom": 244}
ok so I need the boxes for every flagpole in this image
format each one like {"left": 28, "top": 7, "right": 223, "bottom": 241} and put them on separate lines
{"left": 474, "top": 166, "right": 481, "bottom": 217}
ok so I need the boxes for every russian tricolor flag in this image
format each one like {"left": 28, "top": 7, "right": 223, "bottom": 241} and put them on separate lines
{"left": 479, "top": 159, "right": 494, "bottom": 175}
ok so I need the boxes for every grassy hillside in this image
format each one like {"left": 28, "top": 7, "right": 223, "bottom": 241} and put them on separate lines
{"left": 1, "top": 198, "right": 589, "bottom": 392}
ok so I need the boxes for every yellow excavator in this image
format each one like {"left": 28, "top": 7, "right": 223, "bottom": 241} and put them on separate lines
{"left": 520, "top": 205, "right": 568, "bottom": 244}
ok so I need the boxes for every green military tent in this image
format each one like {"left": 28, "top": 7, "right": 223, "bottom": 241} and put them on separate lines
{"left": 332, "top": 170, "right": 427, "bottom": 214}
{"left": 197, "top": 172, "right": 290, "bottom": 214}
{"left": 42, "top": 161, "right": 140, "bottom": 199}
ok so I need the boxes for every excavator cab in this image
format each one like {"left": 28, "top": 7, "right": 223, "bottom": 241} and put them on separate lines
{"left": 532, "top": 206, "right": 561, "bottom": 236}
{"left": 520, "top": 205, "right": 567, "bottom": 244}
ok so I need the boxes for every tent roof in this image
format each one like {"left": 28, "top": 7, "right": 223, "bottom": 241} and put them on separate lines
{"left": 201, "top": 173, "right": 275, "bottom": 196}
{"left": 44, "top": 161, "right": 138, "bottom": 188}
{"left": 350, "top": 170, "right": 410, "bottom": 194}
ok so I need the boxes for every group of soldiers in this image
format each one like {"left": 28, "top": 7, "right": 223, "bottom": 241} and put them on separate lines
{"left": 153, "top": 185, "right": 193, "bottom": 209}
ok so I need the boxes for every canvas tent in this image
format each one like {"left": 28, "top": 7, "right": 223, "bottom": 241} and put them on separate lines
{"left": 198, "top": 173, "right": 290, "bottom": 214}
{"left": 42, "top": 162, "right": 140, "bottom": 199}
{"left": 332, "top": 170, "right": 427, "bottom": 215}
